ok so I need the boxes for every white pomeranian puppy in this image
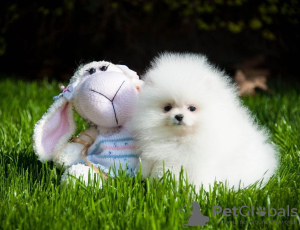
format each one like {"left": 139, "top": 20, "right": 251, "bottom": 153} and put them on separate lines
{"left": 130, "top": 52, "right": 278, "bottom": 190}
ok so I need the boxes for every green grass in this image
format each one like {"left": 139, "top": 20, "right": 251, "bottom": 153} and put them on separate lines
{"left": 0, "top": 78, "right": 299, "bottom": 230}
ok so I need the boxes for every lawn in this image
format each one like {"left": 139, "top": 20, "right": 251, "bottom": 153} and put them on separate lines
{"left": 0, "top": 78, "right": 299, "bottom": 230}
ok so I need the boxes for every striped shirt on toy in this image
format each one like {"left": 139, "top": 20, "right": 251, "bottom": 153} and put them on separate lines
{"left": 85, "top": 128, "right": 139, "bottom": 177}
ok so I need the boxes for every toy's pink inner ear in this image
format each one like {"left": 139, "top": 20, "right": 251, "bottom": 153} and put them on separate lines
{"left": 42, "top": 103, "right": 70, "bottom": 154}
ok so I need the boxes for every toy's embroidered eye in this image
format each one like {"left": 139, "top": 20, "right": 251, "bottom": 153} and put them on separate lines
{"left": 100, "top": 65, "right": 108, "bottom": 71}
{"left": 87, "top": 68, "right": 96, "bottom": 75}
{"left": 164, "top": 105, "right": 172, "bottom": 112}
{"left": 188, "top": 106, "right": 196, "bottom": 112}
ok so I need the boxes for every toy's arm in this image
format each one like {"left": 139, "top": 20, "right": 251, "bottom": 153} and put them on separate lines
{"left": 54, "top": 126, "right": 98, "bottom": 169}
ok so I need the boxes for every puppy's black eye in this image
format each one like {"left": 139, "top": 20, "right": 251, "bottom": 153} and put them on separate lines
{"left": 164, "top": 105, "right": 172, "bottom": 112}
{"left": 188, "top": 106, "right": 196, "bottom": 112}
{"left": 100, "top": 65, "right": 108, "bottom": 71}
{"left": 87, "top": 68, "right": 96, "bottom": 75}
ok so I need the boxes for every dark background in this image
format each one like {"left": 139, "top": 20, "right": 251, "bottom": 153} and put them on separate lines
{"left": 1, "top": 0, "right": 299, "bottom": 81}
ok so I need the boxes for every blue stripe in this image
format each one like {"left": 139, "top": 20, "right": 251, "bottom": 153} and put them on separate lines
{"left": 100, "top": 138, "right": 135, "bottom": 144}
{"left": 91, "top": 141, "right": 102, "bottom": 155}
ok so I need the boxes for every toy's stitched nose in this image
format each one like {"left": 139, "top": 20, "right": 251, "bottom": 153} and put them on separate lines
{"left": 175, "top": 114, "right": 184, "bottom": 121}
{"left": 90, "top": 80, "right": 125, "bottom": 125}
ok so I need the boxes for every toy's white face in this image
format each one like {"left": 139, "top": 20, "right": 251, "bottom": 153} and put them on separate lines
{"left": 73, "top": 62, "right": 138, "bottom": 128}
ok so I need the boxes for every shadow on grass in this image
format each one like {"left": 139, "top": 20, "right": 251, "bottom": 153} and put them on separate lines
{"left": 1, "top": 148, "right": 63, "bottom": 188}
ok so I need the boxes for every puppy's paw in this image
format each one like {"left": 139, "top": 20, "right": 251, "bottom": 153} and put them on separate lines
{"left": 151, "top": 165, "right": 176, "bottom": 179}
{"left": 137, "top": 158, "right": 154, "bottom": 179}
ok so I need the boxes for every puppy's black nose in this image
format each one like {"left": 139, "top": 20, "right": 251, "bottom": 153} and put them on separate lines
{"left": 175, "top": 114, "right": 184, "bottom": 121}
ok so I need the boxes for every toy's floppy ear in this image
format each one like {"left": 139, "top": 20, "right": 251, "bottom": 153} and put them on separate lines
{"left": 33, "top": 97, "right": 76, "bottom": 162}
{"left": 131, "top": 78, "right": 144, "bottom": 92}
{"left": 116, "top": 65, "right": 139, "bottom": 79}
{"left": 116, "top": 65, "right": 144, "bottom": 92}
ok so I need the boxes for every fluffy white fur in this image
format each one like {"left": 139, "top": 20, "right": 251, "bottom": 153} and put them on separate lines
{"left": 130, "top": 53, "right": 279, "bottom": 190}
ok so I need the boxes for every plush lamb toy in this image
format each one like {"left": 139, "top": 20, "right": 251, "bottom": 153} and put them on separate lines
{"left": 33, "top": 61, "right": 143, "bottom": 186}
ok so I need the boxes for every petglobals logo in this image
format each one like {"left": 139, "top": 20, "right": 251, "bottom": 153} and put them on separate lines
{"left": 213, "top": 205, "right": 298, "bottom": 217}
{"left": 179, "top": 202, "right": 298, "bottom": 228}
{"left": 179, "top": 202, "right": 209, "bottom": 228}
